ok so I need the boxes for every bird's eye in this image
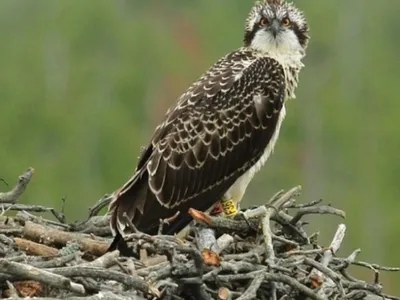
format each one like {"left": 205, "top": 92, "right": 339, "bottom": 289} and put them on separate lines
{"left": 259, "top": 17, "right": 268, "bottom": 26}
{"left": 282, "top": 17, "right": 291, "bottom": 26}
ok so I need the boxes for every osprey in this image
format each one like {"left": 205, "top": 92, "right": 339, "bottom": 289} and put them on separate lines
{"left": 108, "top": 0, "right": 309, "bottom": 251}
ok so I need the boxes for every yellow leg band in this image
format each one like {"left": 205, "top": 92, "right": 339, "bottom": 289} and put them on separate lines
{"left": 220, "top": 199, "right": 238, "bottom": 217}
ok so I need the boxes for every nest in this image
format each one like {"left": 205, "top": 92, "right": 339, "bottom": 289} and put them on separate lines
{"left": 0, "top": 168, "right": 398, "bottom": 300}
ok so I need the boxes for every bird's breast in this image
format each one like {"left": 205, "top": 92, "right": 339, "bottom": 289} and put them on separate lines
{"left": 223, "top": 105, "right": 287, "bottom": 203}
{"left": 267, "top": 53, "right": 303, "bottom": 100}
{"left": 250, "top": 104, "right": 286, "bottom": 176}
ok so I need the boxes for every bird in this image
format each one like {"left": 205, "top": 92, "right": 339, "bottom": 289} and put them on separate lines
{"left": 107, "top": 0, "right": 310, "bottom": 252}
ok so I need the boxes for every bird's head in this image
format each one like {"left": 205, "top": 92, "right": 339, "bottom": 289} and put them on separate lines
{"left": 244, "top": 0, "right": 309, "bottom": 56}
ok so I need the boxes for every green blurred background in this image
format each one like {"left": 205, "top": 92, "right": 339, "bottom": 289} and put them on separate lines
{"left": 0, "top": 0, "right": 399, "bottom": 294}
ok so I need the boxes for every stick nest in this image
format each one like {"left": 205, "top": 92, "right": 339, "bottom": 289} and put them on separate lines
{"left": 0, "top": 168, "right": 398, "bottom": 300}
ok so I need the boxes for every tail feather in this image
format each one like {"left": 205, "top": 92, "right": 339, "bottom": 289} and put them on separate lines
{"left": 107, "top": 231, "right": 138, "bottom": 257}
{"left": 107, "top": 170, "right": 228, "bottom": 254}
{"left": 108, "top": 168, "right": 147, "bottom": 236}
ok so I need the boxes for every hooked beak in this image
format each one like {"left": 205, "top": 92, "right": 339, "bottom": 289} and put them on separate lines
{"left": 269, "top": 19, "right": 281, "bottom": 38}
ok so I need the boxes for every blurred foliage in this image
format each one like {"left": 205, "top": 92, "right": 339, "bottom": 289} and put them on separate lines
{"left": 0, "top": 0, "right": 399, "bottom": 293}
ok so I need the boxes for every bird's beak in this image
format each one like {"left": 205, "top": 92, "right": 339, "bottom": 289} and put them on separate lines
{"left": 270, "top": 19, "right": 281, "bottom": 38}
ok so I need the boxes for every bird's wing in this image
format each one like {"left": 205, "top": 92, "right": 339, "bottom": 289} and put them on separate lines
{"left": 109, "top": 49, "right": 286, "bottom": 236}
{"left": 147, "top": 50, "right": 286, "bottom": 207}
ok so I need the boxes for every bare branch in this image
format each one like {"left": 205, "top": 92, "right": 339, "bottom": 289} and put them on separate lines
{"left": 0, "top": 167, "right": 34, "bottom": 204}
{"left": 0, "top": 185, "right": 397, "bottom": 300}
{"left": 0, "top": 259, "right": 85, "bottom": 294}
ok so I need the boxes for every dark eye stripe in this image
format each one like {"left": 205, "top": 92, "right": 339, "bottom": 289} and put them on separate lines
{"left": 243, "top": 4, "right": 309, "bottom": 49}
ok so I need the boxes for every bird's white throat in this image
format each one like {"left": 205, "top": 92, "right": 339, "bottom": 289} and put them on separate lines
{"left": 250, "top": 30, "right": 304, "bottom": 100}
{"left": 250, "top": 29, "right": 304, "bottom": 64}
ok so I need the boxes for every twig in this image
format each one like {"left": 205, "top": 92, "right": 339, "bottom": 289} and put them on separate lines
{"left": 0, "top": 168, "right": 35, "bottom": 204}
{"left": 210, "top": 270, "right": 324, "bottom": 300}
{"left": 309, "top": 224, "right": 346, "bottom": 296}
{"left": 272, "top": 234, "right": 299, "bottom": 247}
{"left": 88, "top": 194, "right": 113, "bottom": 217}
{"left": 6, "top": 280, "right": 19, "bottom": 298}
{"left": 286, "top": 199, "right": 323, "bottom": 209}
{"left": 261, "top": 209, "right": 274, "bottom": 263}
{"left": 264, "top": 272, "right": 324, "bottom": 300}
{"left": 158, "top": 211, "right": 180, "bottom": 235}
{"left": 190, "top": 210, "right": 258, "bottom": 234}
{"left": 83, "top": 250, "right": 120, "bottom": 268}
{"left": 14, "top": 237, "right": 59, "bottom": 257}
{"left": 0, "top": 178, "right": 9, "bottom": 187}
{"left": 304, "top": 257, "right": 345, "bottom": 296}
{"left": 215, "top": 234, "right": 234, "bottom": 253}
{"left": 15, "top": 210, "right": 71, "bottom": 230}
{"left": 70, "top": 215, "right": 110, "bottom": 236}
{"left": 32, "top": 252, "right": 80, "bottom": 268}
{"left": 48, "top": 265, "right": 155, "bottom": 296}
{"left": 1, "top": 203, "right": 66, "bottom": 223}
{"left": 351, "top": 260, "right": 400, "bottom": 272}
{"left": 0, "top": 259, "right": 85, "bottom": 294}
{"left": 281, "top": 248, "right": 327, "bottom": 258}
{"left": 22, "top": 221, "right": 109, "bottom": 256}
{"left": 6, "top": 291, "right": 147, "bottom": 300}
{"left": 263, "top": 187, "right": 300, "bottom": 263}
{"left": 236, "top": 272, "right": 264, "bottom": 300}
{"left": 290, "top": 206, "right": 346, "bottom": 225}
{"left": 195, "top": 226, "right": 217, "bottom": 252}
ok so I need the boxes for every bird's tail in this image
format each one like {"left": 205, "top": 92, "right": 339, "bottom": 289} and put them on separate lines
{"left": 107, "top": 168, "right": 226, "bottom": 254}
{"left": 108, "top": 168, "right": 148, "bottom": 237}
{"left": 107, "top": 231, "right": 138, "bottom": 257}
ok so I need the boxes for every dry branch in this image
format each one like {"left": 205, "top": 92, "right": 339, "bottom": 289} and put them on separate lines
{"left": 0, "top": 169, "right": 398, "bottom": 299}
{"left": 14, "top": 237, "right": 59, "bottom": 257}
{"left": 0, "top": 259, "right": 85, "bottom": 294}
{"left": 22, "top": 221, "right": 109, "bottom": 256}
{"left": 0, "top": 168, "right": 34, "bottom": 204}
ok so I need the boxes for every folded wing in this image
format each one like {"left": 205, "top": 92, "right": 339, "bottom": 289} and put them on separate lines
{"left": 108, "top": 50, "right": 286, "bottom": 240}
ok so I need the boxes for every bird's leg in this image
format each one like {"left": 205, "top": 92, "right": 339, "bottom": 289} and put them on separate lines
{"left": 220, "top": 198, "right": 239, "bottom": 217}
{"left": 216, "top": 198, "right": 257, "bottom": 232}
{"left": 209, "top": 198, "right": 257, "bottom": 232}
{"left": 210, "top": 198, "right": 241, "bottom": 220}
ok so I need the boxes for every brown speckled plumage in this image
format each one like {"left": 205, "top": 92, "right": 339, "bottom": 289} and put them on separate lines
{"left": 108, "top": 0, "right": 309, "bottom": 252}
